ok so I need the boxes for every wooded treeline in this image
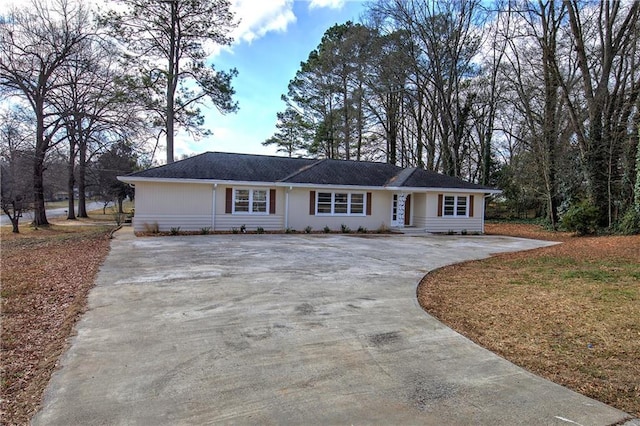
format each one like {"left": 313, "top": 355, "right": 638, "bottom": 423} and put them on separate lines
{"left": 265, "top": 0, "right": 640, "bottom": 232}
{"left": 0, "top": 0, "right": 237, "bottom": 231}
{"left": 2, "top": 0, "right": 638, "bottom": 233}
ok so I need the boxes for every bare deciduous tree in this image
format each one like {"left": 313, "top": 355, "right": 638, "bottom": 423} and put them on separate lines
{"left": 0, "top": 0, "right": 93, "bottom": 226}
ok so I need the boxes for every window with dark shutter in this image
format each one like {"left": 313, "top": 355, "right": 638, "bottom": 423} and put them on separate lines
{"left": 225, "top": 188, "right": 233, "bottom": 213}
{"left": 309, "top": 191, "right": 316, "bottom": 215}
{"left": 269, "top": 189, "right": 276, "bottom": 214}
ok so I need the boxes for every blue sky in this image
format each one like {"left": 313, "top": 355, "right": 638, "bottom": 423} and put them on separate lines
{"left": 0, "top": 0, "right": 366, "bottom": 162}
{"left": 177, "top": 0, "right": 367, "bottom": 160}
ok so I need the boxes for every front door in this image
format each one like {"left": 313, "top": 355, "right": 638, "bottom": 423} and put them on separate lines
{"left": 391, "top": 194, "right": 411, "bottom": 227}
{"left": 404, "top": 194, "right": 411, "bottom": 226}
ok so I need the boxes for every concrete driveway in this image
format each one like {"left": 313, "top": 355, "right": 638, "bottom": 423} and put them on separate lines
{"left": 33, "top": 229, "right": 632, "bottom": 425}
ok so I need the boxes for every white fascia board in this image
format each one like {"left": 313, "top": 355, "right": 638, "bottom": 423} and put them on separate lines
{"left": 385, "top": 186, "right": 501, "bottom": 195}
{"left": 115, "top": 176, "right": 502, "bottom": 195}
{"left": 274, "top": 182, "right": 383, "bottom": 191}
{"left": 116, "top": 176, "right": 275, "bottom": 187}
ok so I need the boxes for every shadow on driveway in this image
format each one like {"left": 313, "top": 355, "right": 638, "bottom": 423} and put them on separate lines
{"left": 33, "top": 230, "right": 632, "bottom": 425}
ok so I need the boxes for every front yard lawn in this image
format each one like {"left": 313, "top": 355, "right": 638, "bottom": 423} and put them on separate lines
{"left": 418, "top": 223, "right": 640, "bottom": 417}
{"left": 1, "top": 223, "right": 115, "bottom": 425}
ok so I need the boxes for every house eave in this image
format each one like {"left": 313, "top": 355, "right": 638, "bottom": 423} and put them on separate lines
{"left": 384, "top": 186, "right": 501, "bottom": 194}
{"left": 274, "top": 182, "right": 385, "bottom": 191}
{"left": 117, "top": 176, "right": 501, "bottom": 195}
{"left": 117, "top": 176, "right": 275, "bottom": 187}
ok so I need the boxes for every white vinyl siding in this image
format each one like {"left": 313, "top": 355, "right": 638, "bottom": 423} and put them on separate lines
{"left": 424, "top": 193, "right": 483, "bottom": 233}
{"left": 131, "top": 181, "right": 214, "bottom": 232}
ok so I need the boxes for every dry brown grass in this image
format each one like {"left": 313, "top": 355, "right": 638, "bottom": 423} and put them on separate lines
{"left": 2, "top": 218, "right": 638, "bottom": 423}
{"left": 0, "top": 221, "right": 115, "bottom": 425}
{"left": 418, "top": 222, "right": 640, "bottom": 417}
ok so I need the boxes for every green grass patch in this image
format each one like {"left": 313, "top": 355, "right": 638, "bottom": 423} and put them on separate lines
{"left": 562, "top": 269, "right": 617, "bottom": 282}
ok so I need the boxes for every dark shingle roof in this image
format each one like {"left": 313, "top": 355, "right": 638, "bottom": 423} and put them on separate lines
{"left": 128, "top": 152, "right": 317, "bottom": 182}
{"left": 282, "top": 158, "right": 404, "bottom": 186}
{"left": 396, "top": 167, "right": 494, "bottom": 190}
{"left": 125, "top": 152, "right": 495, "bottom": 191}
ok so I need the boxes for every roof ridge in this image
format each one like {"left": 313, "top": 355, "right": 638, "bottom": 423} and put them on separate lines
{"left": 278, "top": 158, "right": 327, "bottom": 183}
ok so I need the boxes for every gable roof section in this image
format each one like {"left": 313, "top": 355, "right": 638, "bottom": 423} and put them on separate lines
{"left": 124, "top": 152, "right": 496, "bottom": 191}
{"left": 391, "top": 167, "right": 492, "bottom": 190}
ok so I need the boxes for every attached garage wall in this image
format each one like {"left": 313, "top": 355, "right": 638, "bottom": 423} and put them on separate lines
{"left": 133, "top": 182, "right": 214, "bottom": 232}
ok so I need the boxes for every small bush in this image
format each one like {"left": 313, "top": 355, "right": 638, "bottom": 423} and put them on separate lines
{"left": 240, "top": 224, "right": 246, "bottom": 233}
{"left": 231, "top": 227, "right": 239, "bottom": 234}
{"left": 461, "top": 229, "right": 468, "bottom": 235}
{"left": 256, "top": 226, "right": 265, "bottom": 234}
{"left": 561, "top": 201, "right": 599, "bottom": 235}
{"left": 304, "top": 226, "right": 312, "bottom": 234}
{"left": 447, "top": 229, "right": 455, "bottom": 235}
{"left": 170, "top": 227, "right": 181, "bottom": 235}
{"left": 376, "top": 223, "right": 389, "bottom": 234}
{"left": 143, "top": 222, "right": 159, "bottom": 234}
{"left": 323, "top": 225, "right": 331, "bottom": 233}
{"left": 617, "top": 208, "right": 640, "bottom": 235}
{"left": 285, "top": 227, "right": 296, "bottom": 234}
{"left": 357, "top": 226, "right": 367, "bottom": 233}
{"left": 340, "top": 224, "right": 351, "bottom": 233}
{"left": 200, "top": 227, "right": 211, "bottom": 235}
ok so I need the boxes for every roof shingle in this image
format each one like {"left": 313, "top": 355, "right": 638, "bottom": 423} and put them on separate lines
{"left": 125, "top": 152, "right": 495, "bottom": 191}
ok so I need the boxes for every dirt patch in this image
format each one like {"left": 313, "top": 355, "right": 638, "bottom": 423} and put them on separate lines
{"left": 418, "top": 223, "right": 640, "bottom": 417}
{"left": 0, "top": 223, "right": 115, "bottom": 425}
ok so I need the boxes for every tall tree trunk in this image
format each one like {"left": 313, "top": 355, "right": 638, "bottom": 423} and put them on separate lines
{"left": 165, "top": 0, "right": 178, "bottom": 164}
{"left": 342, "top": 74, "right": 350, "bottom": 161}
{"left": 635, "top": 126, "right": 640, "bottom": 213}
{"left": 77, "top": 139, "right": 88, "bottom": 217}
{"left": 33, "top": 101, "right": 49, "bottom": 226}
{"left": 541, "top": 3, "right": 561, "bottom": 229}
{"left": 67, "top": 139, "right": 76, "bottom": 220}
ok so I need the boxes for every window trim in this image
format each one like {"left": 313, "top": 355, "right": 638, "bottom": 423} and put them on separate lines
{"left": 232, "top": 188, "right": 270, "bottom": 215}
{"left": 315, "top": 191, "right": 367, "bottom": 216}
{"left": 442, "top": 194, "right": 469, "bottom": 218}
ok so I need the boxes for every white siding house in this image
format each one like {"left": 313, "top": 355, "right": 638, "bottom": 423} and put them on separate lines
{"left": 119, "top": 152, "right": 499, "bottom": 234}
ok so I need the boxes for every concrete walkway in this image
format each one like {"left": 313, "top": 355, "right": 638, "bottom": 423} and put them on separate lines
{"left": 33, "top": 229, "right": 633, "bottom": 425}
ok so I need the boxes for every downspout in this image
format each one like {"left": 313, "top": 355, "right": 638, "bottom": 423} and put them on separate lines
{"left": 212, "top": 184, "right": 217, "bottom": 230}
{"left": 483, "top": 193, "right": 491, "bottom": 234}
{"left": 284, "top": 187, "right": 291, "bottom": 230}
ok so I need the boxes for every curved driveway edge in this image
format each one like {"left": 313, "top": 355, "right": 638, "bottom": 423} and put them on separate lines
{"left": 33, "top": 229, "right": 632, "bottom": 425}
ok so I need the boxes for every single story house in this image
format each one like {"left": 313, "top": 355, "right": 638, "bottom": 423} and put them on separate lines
{"left": 118, "top": 152, "right": 499, "bottom": 234}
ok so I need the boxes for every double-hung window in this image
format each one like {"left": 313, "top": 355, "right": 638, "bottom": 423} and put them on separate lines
{"left": 442, "top": 195, "right": 469, "bottom": 217}
{"left": 234, "top": 189, "right": 268, "bottom": 214}
{"left": 316, "top": 192, "right": 366, "bottom": 216}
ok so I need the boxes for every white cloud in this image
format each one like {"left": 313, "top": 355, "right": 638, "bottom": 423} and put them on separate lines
{"left": 231, "top": 0, "right": 296, "bottom": 44}
{"left": 309, "top": 0, "right": 345, "bottom": 10}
